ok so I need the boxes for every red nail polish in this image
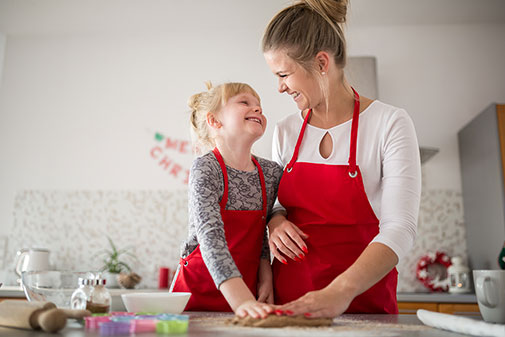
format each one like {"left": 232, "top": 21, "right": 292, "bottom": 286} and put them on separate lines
{"left": 274, "top": 310, "right": 284, "bottom": 315}
{"left": 302, "top": 246, "right": 308, "bottom": 253}
{"left": 286, "top": 310, "right": 294, "bottom": 315}
{"left": 298, "top": 254, "right": 304, "bottom": 259}
{"left": 281, "top": 259, "right": 288, "bottom": 265}
{"left": 304, "top": 312, "right": 312, "bottom": 317}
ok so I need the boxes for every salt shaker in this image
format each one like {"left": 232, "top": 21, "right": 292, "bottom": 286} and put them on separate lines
{"left": 87, "top": 278, "right": 111, "bottom": 314}
{"left": 70, "top": 277, "right": 94, "bottom": 310}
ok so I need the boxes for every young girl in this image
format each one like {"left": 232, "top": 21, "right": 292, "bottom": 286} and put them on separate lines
{"left": 171, "top": 82, "right": 283, "bottom": 318}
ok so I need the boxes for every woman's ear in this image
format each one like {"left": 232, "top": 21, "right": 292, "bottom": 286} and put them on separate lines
{"left": 315, "top": 51, "right": 330, "bottom": 74}
{"left": 207, "top": 112, "right": 221, "bottom": 129}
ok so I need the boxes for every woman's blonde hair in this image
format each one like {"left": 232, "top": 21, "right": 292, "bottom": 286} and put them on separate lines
{"left": 188, "top": 82, "right": 260, "bottom": 152}
{"left": 262, "top": 0, "right": 349, "bottom": 72}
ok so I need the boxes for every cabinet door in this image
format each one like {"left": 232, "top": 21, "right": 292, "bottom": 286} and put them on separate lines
{"left": 398, "top": 302, "right": 437, "bottom": 314}
{"left": 438, "top": 303, "right": 481, "bottom": 316}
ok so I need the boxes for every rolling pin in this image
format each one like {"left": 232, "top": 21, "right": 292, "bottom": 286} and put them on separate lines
{"left": 0, "top": 300, "right": 91, "bottom": 333}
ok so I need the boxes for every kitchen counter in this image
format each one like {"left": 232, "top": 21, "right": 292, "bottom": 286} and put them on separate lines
{"left": 1, "top": 286, "right": 477, "bottom": 304}
{"left": 0, "top": 312, "right": 478, "bottom": 337}
{"left": 397, "top": 292, "right": 477, "bottom": 303}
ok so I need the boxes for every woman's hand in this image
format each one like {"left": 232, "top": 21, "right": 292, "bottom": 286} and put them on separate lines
{"left": 279, "top": 285, "right": 354, "bottom": 318}
{"left": 235, "top": 300, "right": 274, "bottom": 319}
{"left": 268, "top": 212, "right": 309, "bottom": 263}
{"left": 257, "top": 259, "right": 274, "bottom": 304}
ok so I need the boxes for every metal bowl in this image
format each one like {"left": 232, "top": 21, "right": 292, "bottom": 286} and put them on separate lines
{"left": 21, "top": 270, "right": 96, "bottom": 308}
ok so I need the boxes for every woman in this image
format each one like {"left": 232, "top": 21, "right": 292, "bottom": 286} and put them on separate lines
{"left": 262, "top": 0, "right": 421, "bottom": 317}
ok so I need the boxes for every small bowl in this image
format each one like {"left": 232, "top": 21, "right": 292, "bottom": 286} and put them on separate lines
{"left": 121, "top": 292, "right": 191, "bottom": 314}
{"left": 22, "top": 270, "right": 96, "bottom": 308}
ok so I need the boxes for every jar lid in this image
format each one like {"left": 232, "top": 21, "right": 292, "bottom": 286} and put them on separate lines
{"left": 95, "top": 278, "right": 107, "bottom": 286}
{"left": 78, "top": 277, "right": 95, "bottom": 286}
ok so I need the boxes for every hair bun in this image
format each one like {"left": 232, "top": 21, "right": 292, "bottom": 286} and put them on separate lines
{"left": 303, "top": 0, "right": 348, "bottom": 24}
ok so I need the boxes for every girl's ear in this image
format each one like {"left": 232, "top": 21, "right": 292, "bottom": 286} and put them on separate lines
{"left": 315, "top": 51, "right": 330, "bottom": 73}
{"left": 207, "top": 112, "right": 221, "bottom": 129}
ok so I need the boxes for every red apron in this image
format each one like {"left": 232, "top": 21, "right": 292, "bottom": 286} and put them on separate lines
{"left": 172, "top": 148, "right": 267, "bottom": 311}
{"left": 273, "top": 89, "right": 398, "bottom": 314}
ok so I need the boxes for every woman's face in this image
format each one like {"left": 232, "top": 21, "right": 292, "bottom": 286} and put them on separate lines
{"left": 264, "top": 49, "right": 322, "bottom": 111}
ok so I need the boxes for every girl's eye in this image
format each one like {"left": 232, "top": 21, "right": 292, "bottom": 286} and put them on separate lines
{"left": 279, "top": 74, "right": 288, "bottom": 78}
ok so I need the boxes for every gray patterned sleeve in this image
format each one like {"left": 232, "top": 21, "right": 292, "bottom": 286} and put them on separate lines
{"left": 188, "top": 156, "right": 241, "bottom": 288}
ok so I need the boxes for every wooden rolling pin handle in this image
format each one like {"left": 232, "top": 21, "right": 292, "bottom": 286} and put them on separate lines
{"left": 35, "top": 308, "right": 67, "bottom": 333}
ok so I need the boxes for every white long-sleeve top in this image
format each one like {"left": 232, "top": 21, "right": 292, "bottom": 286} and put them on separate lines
{"left": 272, "top": 100, "right": 421, "bottom": 260}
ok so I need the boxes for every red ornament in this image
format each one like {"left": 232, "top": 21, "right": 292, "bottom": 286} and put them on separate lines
{"left": 416, "top": 251, "right": 452, "bottom": 292}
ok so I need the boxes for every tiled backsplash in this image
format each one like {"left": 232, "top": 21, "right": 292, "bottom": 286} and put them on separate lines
{"left": 1, "top": 188, "right": 468, "bottom": 292}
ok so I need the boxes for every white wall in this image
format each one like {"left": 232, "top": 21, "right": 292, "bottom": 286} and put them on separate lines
{"left": 1, "top": 1, "right": 505, "bottom": 265}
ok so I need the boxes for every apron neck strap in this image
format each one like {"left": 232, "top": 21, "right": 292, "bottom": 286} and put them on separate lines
{"left": 212, "top": 147, "right": 267, "bottom": 215}
{"left": 348, "top": 87, "right": 360, "bottom": 173}
{"left": 286, "top": 110, "right": 311, "bottom": 171}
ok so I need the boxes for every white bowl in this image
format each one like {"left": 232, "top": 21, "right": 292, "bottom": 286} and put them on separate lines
{"left": 121, "top": 292, "right": 191, "bottom": 314}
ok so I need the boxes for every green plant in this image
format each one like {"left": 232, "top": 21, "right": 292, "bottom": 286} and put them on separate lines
{"left": 97, "top": 236, "right": 137, "bottom": 274}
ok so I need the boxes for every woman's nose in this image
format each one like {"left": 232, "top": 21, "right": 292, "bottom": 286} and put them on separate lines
{"left": 278, "top": 79, "right": 287, "bottom": 93}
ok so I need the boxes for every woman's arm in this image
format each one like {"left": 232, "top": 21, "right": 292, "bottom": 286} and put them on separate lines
{"left": 279, "top": 242, "right": 397, "bottom": 317}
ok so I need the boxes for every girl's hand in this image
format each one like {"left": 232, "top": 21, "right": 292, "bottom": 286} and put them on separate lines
{"left": 235, "top": 300, "right": 274, "bottom": 319}
{"left": 268, "top": 213, "right": 309, "bottom": 263}
{"left": 279, "top": 285, "right": 354, "bottom": 318}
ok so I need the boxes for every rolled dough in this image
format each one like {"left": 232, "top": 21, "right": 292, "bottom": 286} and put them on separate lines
{"left": 229, "top": 314, "right": 333, "bottom": 328}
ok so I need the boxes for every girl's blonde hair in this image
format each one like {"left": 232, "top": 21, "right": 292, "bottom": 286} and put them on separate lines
{"left": 188, "top": 82, "right": 260, "bottom": 151}
{"left": 262, "top": 0, "right": 349, "bottom": 72}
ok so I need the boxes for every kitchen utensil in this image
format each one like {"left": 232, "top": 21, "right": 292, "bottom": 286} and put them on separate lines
{"left": 417, "top": 309, "right": 505, "bottom": 337}
{"left": 0, "top": 300, "right": 91, "bottom": 333}
{"left": 473, "top": 270, "right": 505, "bottom": 323}
{"left": 15, "top": 248, "right": 50, "bottom": 277}
{"left": 22, "top": 270, "right": 96, "bottom": 308}
{"left": 120, "top": 292, "right": 191, "bottom": 314}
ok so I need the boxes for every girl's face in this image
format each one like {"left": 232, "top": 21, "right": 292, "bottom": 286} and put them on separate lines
{"left": 215, "top": 92, "right": 266, "bottom": 143}
{"left": 264, "top": 49, "right": 322, "bottom": 111}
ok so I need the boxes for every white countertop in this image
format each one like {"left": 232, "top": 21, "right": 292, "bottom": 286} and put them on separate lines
{"left": 1, "top": 286, "right": 477, "bottom": 303}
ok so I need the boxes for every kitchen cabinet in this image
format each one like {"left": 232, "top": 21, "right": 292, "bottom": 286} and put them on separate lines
{"left": 458, "top": 103, "right": 505, "bottom": 270}
{"left": 397, "top": 292, "right": 480, "bottom": 316}
{"left": 398, "top": 302, "right": 479, "bottom": 316}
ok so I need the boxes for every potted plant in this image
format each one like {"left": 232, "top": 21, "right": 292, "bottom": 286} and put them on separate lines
{"left": 96, "top": 236, "right": 137, "bottom": 288}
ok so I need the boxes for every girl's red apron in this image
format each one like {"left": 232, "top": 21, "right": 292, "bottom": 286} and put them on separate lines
{"left": 273, "top": 89, "right": 398, "bottom": 314}
{"left": 172, "top": 148, "right": 267, "bottom": 311}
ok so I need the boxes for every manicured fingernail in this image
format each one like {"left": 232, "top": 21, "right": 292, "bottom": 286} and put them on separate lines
{"left": 285, "top": 310, "right": 294, "bottom": 315}
{"left": 294, "top": 257, "right": 301, "bottom": 262}
{"left": 281, "top": 259, "right": 288, "bottom": 265}
{"left": 298, "top": 254, "right": 304, "bottom": 259}
{"left": 304, "top": 312, "right": 312, "bottom": 317}
{"left": 302, "top": 246, "right": 308, "bottom": 253}
{"left": 274, "top": 310, "right": 284, "bottom": 315}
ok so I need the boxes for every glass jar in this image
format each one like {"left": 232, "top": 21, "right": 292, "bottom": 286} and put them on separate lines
{"left": 70, "top": 277, "right": 94, "bottom": 310}
{"left": 87, "top": 278, "right": 111, "bottom": 314}
{"left": 448, "top": 256, "right": 471, "bottom": 293}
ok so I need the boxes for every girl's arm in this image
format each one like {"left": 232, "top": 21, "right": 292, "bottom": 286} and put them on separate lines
{"left": 256, "top": 258, "right": 274, "bottom": 304}
{"left": 219, "top": 276, "right": 273, "bottom": 318}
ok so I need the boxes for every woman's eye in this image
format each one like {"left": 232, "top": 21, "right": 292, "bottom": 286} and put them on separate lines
{"left": 240, "top": 101, "right": 248, "bottom": 105}
{"left": 279, "top": 74, "right": 287, "bottom": 78}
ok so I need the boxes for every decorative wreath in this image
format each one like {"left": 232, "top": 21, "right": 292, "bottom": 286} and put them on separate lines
{"left": 416, "top": 251, "right": 452, "bottom": 292}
